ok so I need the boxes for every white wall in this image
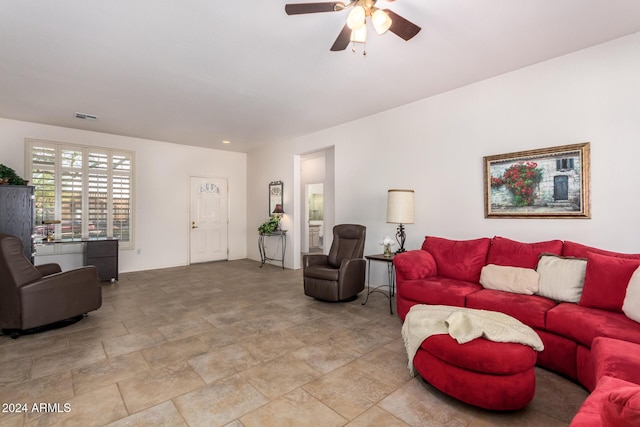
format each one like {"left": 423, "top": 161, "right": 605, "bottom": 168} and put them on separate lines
{"left": 0, "top": 118, "right": 247, "bottom": 273}
{"left": 246, "top": 33, "right": 640, "bottom": 280}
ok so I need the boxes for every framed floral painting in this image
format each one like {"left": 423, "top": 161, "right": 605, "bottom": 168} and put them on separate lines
{"left": 484, "top": 143, "right": 590, "bottom": 218}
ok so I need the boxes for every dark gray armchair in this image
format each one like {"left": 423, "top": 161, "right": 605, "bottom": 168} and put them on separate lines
{"left": 303, "top": 224, "right": 366, "bottom": 302}
{"left": 0, "top": 233, "right": 102, "bottom": 338}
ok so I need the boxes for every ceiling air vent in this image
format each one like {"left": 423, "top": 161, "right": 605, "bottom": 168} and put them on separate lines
{"left": 75, "top": 112, "right": 98, "bottom": 120}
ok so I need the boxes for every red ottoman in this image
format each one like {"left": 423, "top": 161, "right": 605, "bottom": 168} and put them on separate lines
{"left": 414, "top": 334, "right": 538, "bottom": 410}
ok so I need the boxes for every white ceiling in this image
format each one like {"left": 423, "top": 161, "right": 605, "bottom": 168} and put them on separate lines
{"left": 1, "top": 1, "right": 640, "bottom": 153}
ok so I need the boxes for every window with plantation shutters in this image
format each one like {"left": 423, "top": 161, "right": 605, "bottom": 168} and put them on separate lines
{"left": 60, "top": 148, "right": 83, "bottom": 240}
{"left": 25, "top": 139, "right": 135, "bottom": 249}
{"left": 31, "top": 145, "right": 56, "bottom": 225}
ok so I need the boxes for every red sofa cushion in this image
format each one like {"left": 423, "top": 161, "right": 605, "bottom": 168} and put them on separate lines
{"left": 563, "top": 241, "right": 640, "bottom": 260}
{"left": 579, "top": 252, "right": 640, "bottom": 313}
{"left": 571, "top": 376, "right": 639, "bottom": 427}
{"left": 546, "top": 303, "right": 640, "bottom": 348}
{"left": 421, "top": 236, "right": 490, "bottom": 283}
{"left": 393, "top": 250, "right": 437, "bottom": 281}
{"left": 536, "top": 329, "right": 578, "bottom": 380}
{"left": 592, "top": 337, "right": 640, "bottom": 385}
{"left": 397, "top": 277, "right": 481, "bottom": 308}
{"left": 421, "top": 334, "right": 537, "bottom": 375}
{"left": 465, "top": 288, "right": 556, "bottom": 329}
{"left": 414, "top": 335, "right": 536, "bottom": 411}
{"left": 487, "top": 236, "right": 563, "bottom": 269}
{"left": 601, "top": 384, "right": 640, "bottom": 427}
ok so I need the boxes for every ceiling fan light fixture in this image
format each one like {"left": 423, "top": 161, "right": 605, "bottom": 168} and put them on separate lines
{"left": 350, "top": 24, "right": 367, "bottom": 43}
{"left": 372, "top": 9, "right": 392, "bottom": 35}
{"left": 346, "top": 5, "right": 366, "bottom": 30}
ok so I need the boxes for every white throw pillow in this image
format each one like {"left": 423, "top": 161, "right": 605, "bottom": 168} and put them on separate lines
{"left": 480, "top": 264, "right": 539, "bottom": 295}
{"left": 622, "top": 266, "right": 640, "bottom": 323}
{"left": 536, "top": 254, "right": 587, "bottom": 303}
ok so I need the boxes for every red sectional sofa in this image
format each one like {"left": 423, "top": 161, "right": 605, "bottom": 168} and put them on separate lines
{"left": 394, "top": 236, "right": 640, "bottom": 426}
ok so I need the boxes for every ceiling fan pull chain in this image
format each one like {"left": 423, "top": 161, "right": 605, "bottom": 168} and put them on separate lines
{"left": 351, "top": 42, "right": 367, "bottom": 56}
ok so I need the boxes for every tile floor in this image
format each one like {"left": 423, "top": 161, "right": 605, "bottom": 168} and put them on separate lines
{"left": 0, "top": 260, "right": 589, "bottom": 426}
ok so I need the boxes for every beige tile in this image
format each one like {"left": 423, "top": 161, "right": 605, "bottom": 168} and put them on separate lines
{"left": 0, "top": 355, "right": 32, "bottom": 386}
{"left": 383, "top": 336, "right": 409, "bottom": 354}
{"left": 0, "top": 335, "right": 68, "bottom": 364}
{"left": 141, "top": 336, "right": 210, "bottom": 368}
{"left": 239, "top": 330, "right": 306, "bottom": 363}
{"left": 195, "top": 327, "right": 245, "bottom": 349}
{"left": 378, "top": 377, "right": 480, "bottom": 426}
{"left": 118, "top": 363, "right": 205, "bottom": 414}
{"left": 291, "top": 339, "right": 360, "bottom": 374}
{"left": 348, "top": 347, "right": 412, "bottom": 388}
{"left": 332, "top": 326, "right": 395, "bottom": 355}
{"left": 347, "top": 406, "right": 411, "bottom": 426}
{"left": 188, "top": 344, "right": 260, "bottom": 383}
{"left": 24, "top": 384, "right": 127, "bottom": 426}
{"left": 103, "top": 401, "right": 187, "bottom": 427}
{"left": 274, "top": 303, "right": 329, "bottom": 322}
{"left": 65, "top": 322, "right": 130, "bottom": 347}
{"left": 0, "top": 413, "right": 24, "bottom": 427}
{"left": 240, "top": 388, "right": 347, "bottom": 427}
{"left": 121, "top": 314, "right": 175, "bottom": 335}
{"left": 303, "top": 365, "right": 395, "bottom": 420}
{"left": 0, "top": 371, "right": 74, "bottom": 407}
{"left": 72, "top": 351, "right": 151, "bottom": 395}
{"left": 174, "top": 375, "right": 269, "bottom": 427}
{"left": 285, "top": 319, "right": 345, "bottom": 345}
{"left": 30, "top": 343, "right": 106, "bottom": 379}
{"left": 157, "top": 317, "right": 216, "bottom": 341}
{"left": 240, "top": 356, "right": 321, "bottom": 400}
{"left": 102, "top": 329, "right": 167, "bottom": 358}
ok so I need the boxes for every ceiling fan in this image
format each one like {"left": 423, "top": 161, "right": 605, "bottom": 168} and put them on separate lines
{"left": 285, "top": 0, "right": 421, "bottom": 52}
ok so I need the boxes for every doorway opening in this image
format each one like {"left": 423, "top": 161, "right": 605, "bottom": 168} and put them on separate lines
{"left": 300, "top": 148, "right": 334, "bottom": 255}
{"left": 307, "top": 183, "right": 323, "bottom": 253}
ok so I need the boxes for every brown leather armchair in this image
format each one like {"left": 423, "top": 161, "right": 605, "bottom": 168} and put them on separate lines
{"left": 0, "top": 233, "right": 102, "bottom": 338}
{"left": 303, "top": 224, "right": 366, "bottom": 302}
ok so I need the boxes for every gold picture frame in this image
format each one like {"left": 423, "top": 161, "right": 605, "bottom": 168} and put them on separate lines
{"left": 484, "top": 143, "right": 590, "bottom": 219}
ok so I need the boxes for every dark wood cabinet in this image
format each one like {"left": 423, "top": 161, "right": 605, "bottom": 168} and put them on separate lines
{"left": 0, "top": 185, "right": 34, "bottom": 262}
{"left": 84, "top": 239, "right": 118, "bottom": 282}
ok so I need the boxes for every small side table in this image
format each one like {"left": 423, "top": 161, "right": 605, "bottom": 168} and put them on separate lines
{"left": 258, "top": 230, "right": 287, "bottom": 269}
{"left": 362, "top": 253, "right": 396, "bottom": 314}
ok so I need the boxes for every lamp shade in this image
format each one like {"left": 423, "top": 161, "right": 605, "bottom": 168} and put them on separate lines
{"left": 372, "top": 9, "right": 392, "bottom": 35}
{"left": 386, "top": 189, "right": 414, "bottom": 224}
{"left": 272, "top": 203, "right": 284, "bottom": 214}
{"left": 346, "top": 5, "right": 366, "bottom": 30}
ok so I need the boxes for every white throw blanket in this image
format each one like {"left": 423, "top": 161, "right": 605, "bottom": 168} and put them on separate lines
{"left": 401, "top": 305, "right": 544, "bottom": 377}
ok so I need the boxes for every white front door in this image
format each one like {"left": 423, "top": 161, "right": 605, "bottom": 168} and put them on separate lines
{"left": 189, "top": 177, "right": 228, "bottom": 264}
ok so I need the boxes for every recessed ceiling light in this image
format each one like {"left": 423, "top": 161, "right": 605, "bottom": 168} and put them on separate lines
{"left": 75, "top": 112, "right": 98, "bottom": 120}
{"left": 222, "top": 140, "right": 231, "bottom": 144}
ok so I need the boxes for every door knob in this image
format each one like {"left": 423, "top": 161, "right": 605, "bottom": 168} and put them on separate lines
{"left": 191, "top": 221, "right": 198, "bottom": 229}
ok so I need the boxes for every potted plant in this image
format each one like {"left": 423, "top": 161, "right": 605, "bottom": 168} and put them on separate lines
{"left": 258, "top": 215, "right": 280, "bottom": 235}
{"left": 0, "top": 164, "right": 27, "bottom": 185}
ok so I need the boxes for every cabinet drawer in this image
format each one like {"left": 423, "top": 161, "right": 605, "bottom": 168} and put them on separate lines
{"left": 85, "top": 240, "right": 118, "bottom": 258}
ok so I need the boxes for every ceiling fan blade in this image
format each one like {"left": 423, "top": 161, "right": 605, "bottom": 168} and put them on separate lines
{"left": 384, "top": 9, "right": 421, "bottom": 41}
{"left": 285, "top": 2, "right": 345, "bottom": 15}
{"left": 330, "top": 24, "right": 351, "bottom": 51}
